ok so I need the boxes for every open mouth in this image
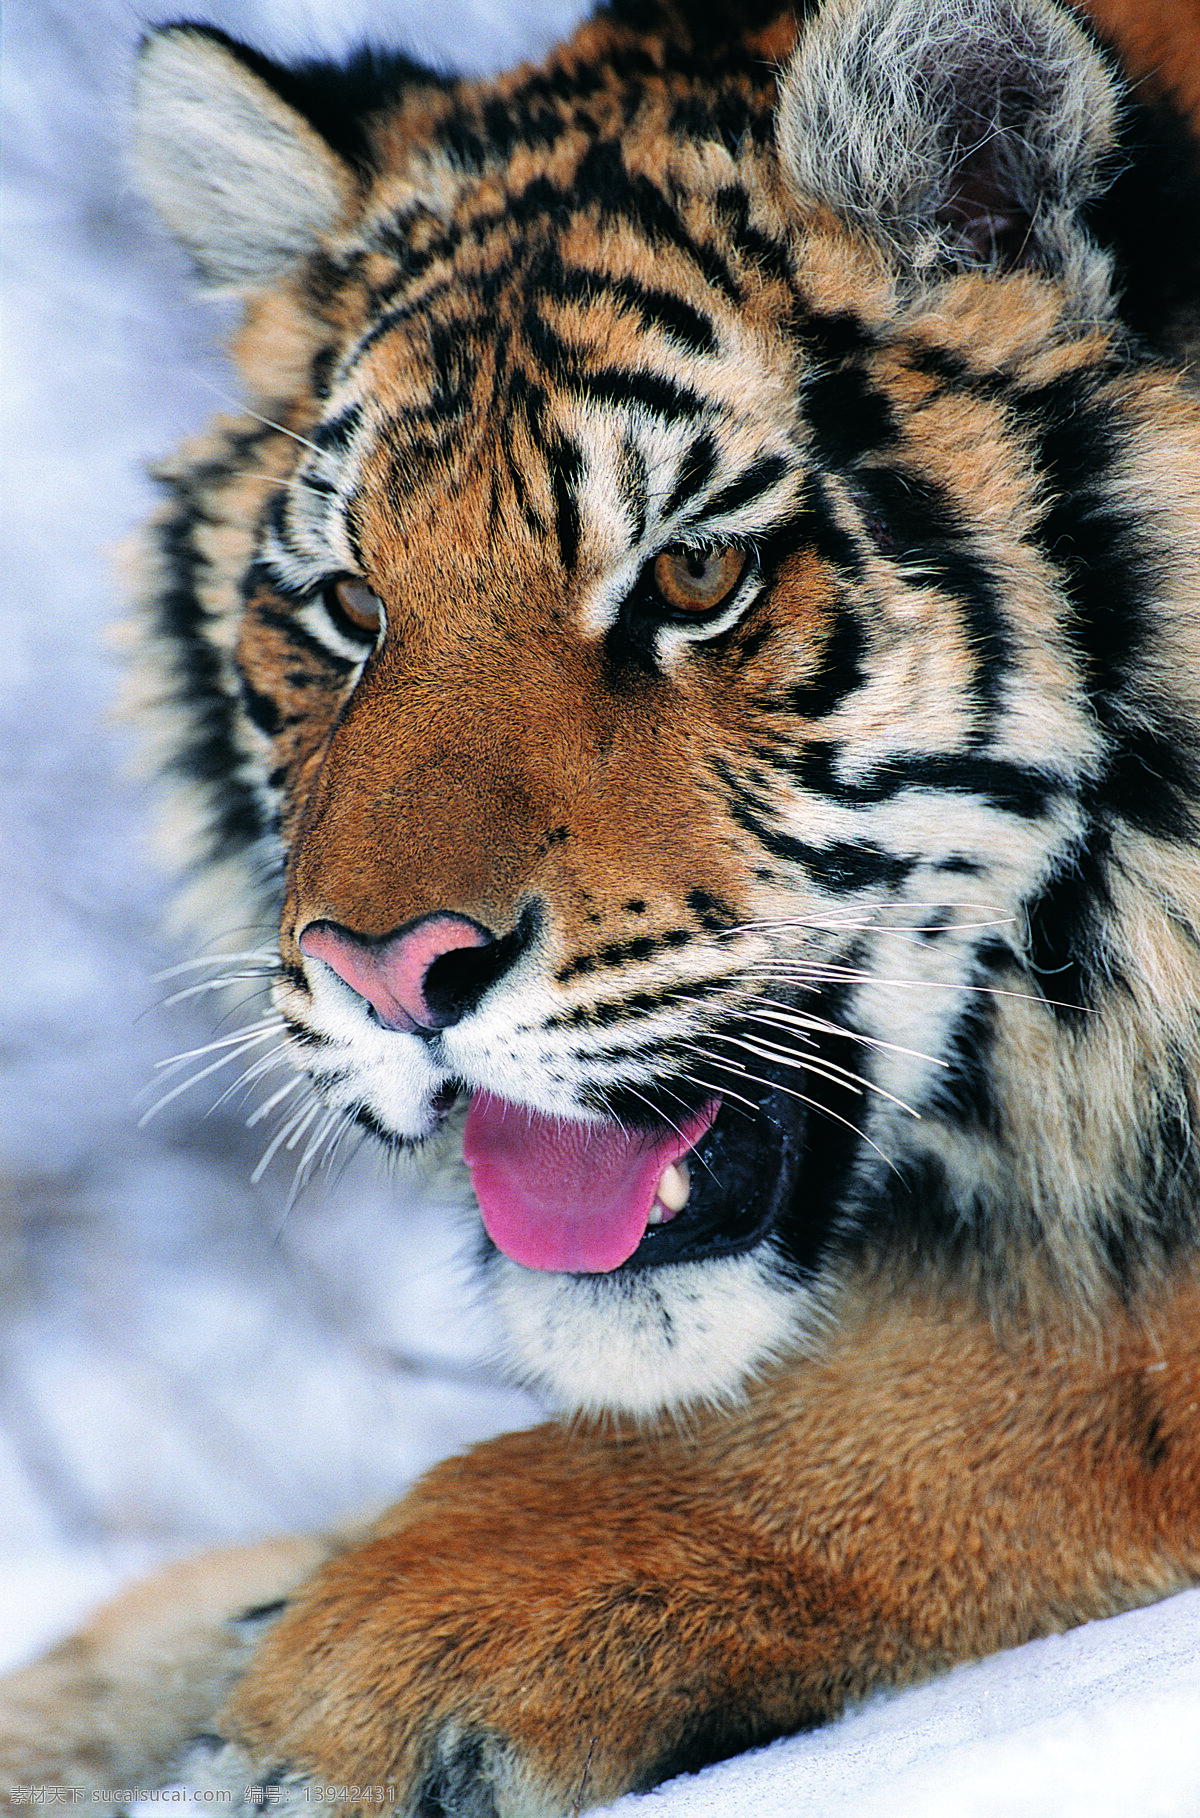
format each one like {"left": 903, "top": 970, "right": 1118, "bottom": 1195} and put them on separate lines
{"left": 462, "top": 1083, "right": 806, "bottom": 1274}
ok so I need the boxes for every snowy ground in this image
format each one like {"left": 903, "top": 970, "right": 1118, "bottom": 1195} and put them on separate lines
{"left": 2, "top": 1, "right": 1199, "bottom": 1813}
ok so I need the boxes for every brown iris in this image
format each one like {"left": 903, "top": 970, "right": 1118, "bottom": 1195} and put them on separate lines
{"left": 332, "top": 577, "right": 384, "bottom": 635}
{"left": 651, "top": 544, "right": 747, "bottom": 615}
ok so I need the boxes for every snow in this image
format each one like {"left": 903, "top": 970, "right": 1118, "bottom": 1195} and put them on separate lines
{"left": 2, "top": 1, "right": 1198, "bottom": 1813}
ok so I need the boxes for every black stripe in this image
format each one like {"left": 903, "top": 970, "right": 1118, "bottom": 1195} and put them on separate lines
{"left": 262, "top": 486, "right": 309, "bottom": 569}
{"left": 427, "top": 320, "right": 475, "bottom": 422}
{"left": 499, "top": 409, "right": 549, "bottom": 538}
{"left": 702, "top": 453, "right": 789, "bottom": 522}
{"left": 925, "top": 989, "right": 1002, "bottom": 1137}
{"left": 795, "top": 473, "right": 866, "bottom": 577}
{"left": 479, "top": 91, "right": 569, "bottom": 159}
{"left": 236, "top": 668, "right": 285, "bottom": 738}
{"left": 1018, "top": 377, "right": 1145, "bottom": 702}
{"left": 778, "top": 743, "right": 1062, "bottom": 819}
{"left": 151, "top": 481, "right": 269, "bottom": 857}
{"left": 503, "top": 367, "right": 557, "bottom": 538}
{"left": 310, "top": 341, "right": 339, "bottom": 401}
{"left": 619, "top": 438, "right": 650, "bottom": 545}
{"left": 1101, "top": 717, "right": 1199, "bottom": 841}
{"left": 661, "top": 432, "right": 720, "bottom": 523}
{"left": 687, "top": 886, "right": 736, "bottom": 931}
{"left": 349, "top": 278, "right": 457, "bottom": 367}
{"left": 740, "top": 818, "right": 916, "bottom": 892}
{"left": 552, "top": 260, "right": 719, "bottom": 358}
{"left": 786, "top": 405, "right": 1014, "bottom": 742}
{"left": 1020, "top": 373, "right": 1200, "bottom": 843}
{"left": 547, "top": 989, "right": 678, "bottom": 1030}
{"left": 254, "top": 604, "right": 357, "bottom": 675}
{"left": 856, "top": 467, "right": 1012, "bottom": 742}
{"left": 570, "top": 363, "right": 707, "bottom": 423}
{"left": 934, "top": 854, "right": 984, "bottom": 876}
{"left": 555, "top": 928, "right": 695, "bottom": 983}
{"left": 548, "top": 434, "right": 583, "bottom": 572}
{"left": 520, "top": 292, "right": 575, "bottom": 383}
{"left": 314, "top": 404, "right": 363, "bottom": 454}
{"left": 546, "top": 969, "right": 741, "bottom": 1030}
{"left": 297, "top": 472, "right": 336, "bottom": 500}
{"left": 711, "top": 183, "right": 797, "bottom": 288}
{"left": 803, "top": 361, "right": 896, "bottom": 468}
{"left": 716, "top": 765, "right": 916, "bottom": 890}
{"left": 571, "top": 138, "right": 744, "bottom": 304}
{"left": 1021, "top": 830, "right": 1117, "bottom": 1022}
{"left": 784, "top": 605, "right": 866, "bottom": 719}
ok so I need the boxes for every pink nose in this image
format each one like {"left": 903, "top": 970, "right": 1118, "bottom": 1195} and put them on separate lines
{"left": 299, "top": 913, "right": 491, "bottom": 1032}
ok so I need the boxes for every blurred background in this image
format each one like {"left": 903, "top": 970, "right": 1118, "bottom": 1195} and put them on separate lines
{"left": 3, "top": 4, "right": 1200, "bottom": 1813}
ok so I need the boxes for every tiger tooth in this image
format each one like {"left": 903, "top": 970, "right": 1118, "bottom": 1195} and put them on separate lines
{"left": 655, "top": 1159, "right": 691, "bottom": 1214}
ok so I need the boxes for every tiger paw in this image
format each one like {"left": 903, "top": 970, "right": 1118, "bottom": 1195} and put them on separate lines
{"left": 183, "top": 1729, "right": 577, "bottom": 1818}
{"left": 197, "top": 1418, "right": 810, "bottom": 1817}
{"left": 211, "top": 1527, "right": 678, "bottom": 1816}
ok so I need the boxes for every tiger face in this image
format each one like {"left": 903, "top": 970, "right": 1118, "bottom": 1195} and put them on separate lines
{"left": 134, "top": 0, "right": 1200, "bottom": 1415}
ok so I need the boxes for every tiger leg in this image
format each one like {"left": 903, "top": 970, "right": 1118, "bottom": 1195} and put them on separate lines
{"left": 0, "top": 1536, "right": 331, "bottom": 1803}
{"left": 198, "top": 1275, "right": 1200, "bottom": 1816}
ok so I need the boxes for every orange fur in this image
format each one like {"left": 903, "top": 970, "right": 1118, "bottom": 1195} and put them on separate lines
{"left": 1078, "top": 0, "right": 1200, "bottom": 126}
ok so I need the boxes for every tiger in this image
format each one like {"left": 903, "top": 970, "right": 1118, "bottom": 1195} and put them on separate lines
{"left": 4, "top": 0, "right": 1200, "bottom": 1810}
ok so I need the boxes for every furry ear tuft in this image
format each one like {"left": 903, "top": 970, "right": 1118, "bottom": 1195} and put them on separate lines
{"left": 133, "top": 27, "right": 356, "bottom": 292}
{"left": 777, "top": 0, "right": 1122, "bottom": 287}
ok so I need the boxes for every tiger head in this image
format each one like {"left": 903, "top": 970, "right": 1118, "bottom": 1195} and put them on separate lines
{"left": 133, "top": 0, "right": 1200, "bottom": 1415}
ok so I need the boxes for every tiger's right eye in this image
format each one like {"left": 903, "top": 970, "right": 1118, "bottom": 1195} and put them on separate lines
{"left": 328, "top": 577, "right": 384, "bottom": 637}
{"left": 651, "top": 544, "right": 748, "bottom": 616}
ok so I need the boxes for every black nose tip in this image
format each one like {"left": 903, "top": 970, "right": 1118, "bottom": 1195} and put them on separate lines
{"left": 422, "top": 904, "right": 540, "bottom": 1028}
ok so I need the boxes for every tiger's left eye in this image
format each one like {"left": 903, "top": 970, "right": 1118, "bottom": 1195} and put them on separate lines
{"left": 331, "top": 577, "right": 384, "bottom": 635}
{"left": 651, "top": 544, "right": 747, "bottom": 615}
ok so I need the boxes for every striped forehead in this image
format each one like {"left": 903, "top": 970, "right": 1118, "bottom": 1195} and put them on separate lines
{"left": 284, "top": 235, "right": 807, "bottom": 603}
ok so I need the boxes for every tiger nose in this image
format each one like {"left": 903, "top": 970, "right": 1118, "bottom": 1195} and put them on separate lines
{"left": 299, "top": 912, "right": 494, "bottom": 1033}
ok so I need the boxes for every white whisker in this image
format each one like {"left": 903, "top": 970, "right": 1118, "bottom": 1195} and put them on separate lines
{"left": 157, "top": 971, "right": 278, "bottom": 1010}
{"left": 612, "top": 1083, "right": 724, "bottom": 1186}
{"left": 743, "top": 998, "right": 947, "bottom": 1068}
{"left": 687, "top": 1048, "right": 899, "bottom": 1171}
{"left": 751, "top": 960, "right": 1069, "bottom": 1013}
{"left": 662, "top": 1066, "right": 762, "bottom": 1119}
{"left": 208, "top": 1040, "right": 294, "bottom": 1109}
{"left": 151, "top": 950, "right": 280, "bottom": 981}
{"left": 138, "top": 1024, "right": 287, "bottom": 1124}
{"left": 283, "top": 1099, "right": 325, "bottom": 1153}
{"left": 150, "top": 1017, "right": 285, "bottom": 1071}
{"left": 245, "top": 1074, "right": 306, "bottom": 1128}
{"left": 290, "top": 1107, "right": 348, "bottom": 1196}
{"left": 251, "top": 1089, "right": 324, "bottom": 1183}
{"left": 727, "top": 904, "right": 1011, "bottom": 937}
{"left": 716, "top": 1032, "right": 920, "bottom": 1118}
{"left": 193, "top": 373, "right": 337, "bottom": 468}
{"left": 215, "top": 468, "right": 291, "bottom": 487}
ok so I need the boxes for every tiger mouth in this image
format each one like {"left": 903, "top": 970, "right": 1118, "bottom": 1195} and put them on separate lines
{"left": 619, "top": 1088, "right": 808, "bottom": 1271}
{"left": 460, "top": 1080, "right": 808, "bottom": 1275}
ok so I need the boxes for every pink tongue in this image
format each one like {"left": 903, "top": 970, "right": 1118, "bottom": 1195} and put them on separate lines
{"left": 462, "top": 1093, "right": 721, "bottom": 1273}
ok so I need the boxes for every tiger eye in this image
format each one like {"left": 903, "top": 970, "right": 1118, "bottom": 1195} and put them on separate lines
{"left": 652, "top": 545, "right": 747, "bottom": 614}
{"left": 333, "top": 577, "right": 384, "bottom": 634}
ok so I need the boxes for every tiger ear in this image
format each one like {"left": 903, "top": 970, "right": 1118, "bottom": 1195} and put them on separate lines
{"left": 132, "top": 26, "right": 357, "bottom": 292}
{"left": 776, "top": 0, "right": 1121, "bottom": 284}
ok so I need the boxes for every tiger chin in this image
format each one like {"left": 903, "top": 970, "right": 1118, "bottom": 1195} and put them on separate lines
{"left": 6, "top": 0, "right": 1200, "bottom": 1811}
